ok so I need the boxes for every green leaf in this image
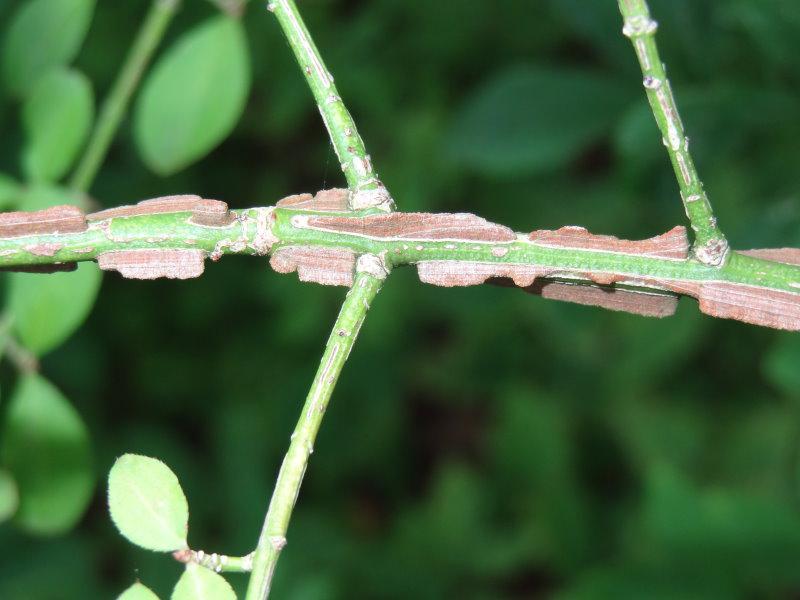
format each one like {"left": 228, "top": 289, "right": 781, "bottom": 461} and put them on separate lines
{"left": 16, "top": 182, "right": 86, "bottom": 212}
{"left": 22, "top": 68, "right": 94, "bottom": 183}
{"left": 134, "top": 16, "right": 250, "bottom": 175}
{"left": 0, "top": 172, "right": 21, "bottom": 209}
{"left": 171, "top": 564, "right": 236, "bottom": 600}
{"left": 447, "top": 65, "right": 631, "bottom": 176}
{"left": 1, "top": 0, "right": 96, "bottom": 97}
{"left": 0, "top": 373, "right": 93, "bottom": 534}
{"left": 7, "top": 262, "right": 102, "bottom": 356}
{"left": 118, "top": 582, "right": 161, "bottom": 600}
{"left": 0, "top": 469, "right": 19, "bottom": 523}
{"left": 763, "top": 335, "right": 800, "bottom": 398}
{"left": 108, "top": 454, "right": 189, "bottom": 552}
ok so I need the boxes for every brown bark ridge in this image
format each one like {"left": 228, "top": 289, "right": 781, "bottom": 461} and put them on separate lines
{"left": 270, "top": 246, "right": 357, "bottom": 286}
{"left": 0, "top": 205, "right": 87, "bottom": 237}
{"left": 277, "top": 188, "right": 350, "bottom": 212}
{"left": 97, "top": 249, "right": 206, "bottom": 280}
{"left": 664, "top": 279, "right": 800, "bottom": 331}
{"left": 304, "top": 212, "right": 517, "bottom": 242}
{"left": 88, "top": 195, "right": 234, "bottom": 226}
{"left": 417, "top": 226, "right": 690, "bottom": 318}
{"left": 529, "top": 225, "right": 689, "bottom": 259}
{"left": 739, "top": 248, "right": 800, "bottom": 266}
{"left": 529, "top": 281, "right": 679, "bottom": 318}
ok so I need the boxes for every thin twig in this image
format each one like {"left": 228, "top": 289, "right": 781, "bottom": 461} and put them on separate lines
{"left": 617, "top": 0, "right": 729, "bottom": 266}
{"left": 173, "top": 549, "right": 254, "bottom": 573}
{"left": 266, "top": 0, "right": 393, "bottom": 211}
{"left": 245, "top": 256, "right": 388, "bottom": 600}
{"left": 69, "top": 0, "right": 180, "bottom": 192}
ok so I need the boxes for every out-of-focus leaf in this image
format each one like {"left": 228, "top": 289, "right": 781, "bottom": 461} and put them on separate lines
{"left": 134, "top": 16, "right": 250, "bottom": 175}
{"left": 171, "top": 564, "right": 235, "bottom": 600}
{"left": 0, "top": 469, "right": 19, "bottom": 523}
{"left": 0, "top": 374, "right": 93, "bottom": 535}
{"left": 447, "top": 65, "right": 631, "bottom": 176}
{"left": 557, "top": 565, "right": 727, "bottom": 600}
{"left": 641, "top": 465, "right": 800, "bottom": 588}
{"left": 7, "top": 263, "right": 101, "bottom": 356}
{"left": 22, "top": 68, "right": 94, "bottom": 183}
{"left": 108, "top": 454, "right": 189, "bottom": 552}
{"left": 490, "top": 388, "right": 589, "bottom": 572}
{"left": 546, "top": 0, "right": 631, "bottom": 67}
{"left": 118, "top": 582, "right": 161, "bottom": 600}
{"left": 16, "top": 183, "right": 86, "bottom": 212}
{"left": 763, "top": 336, "right": 800, "bottom": 398}
{"left": 0, "top": 172, "right": 20, "bottom": 209}
{"left": 1, "top": 0, "right": 96, "bottom": 97}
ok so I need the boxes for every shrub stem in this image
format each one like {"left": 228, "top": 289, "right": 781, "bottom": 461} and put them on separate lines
{"left": 245, "top": 256, "right": 388, "bottom": 599}
{"left": 617, "top": 0, "right": 729, "bottom": 266}
{"left": 266, "top": 0, "right": 392, "bottom": 211}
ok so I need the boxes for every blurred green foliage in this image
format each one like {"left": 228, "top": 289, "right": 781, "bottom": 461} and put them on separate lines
{"left": 0, "top": 0, "right": 799, "bottom": 598}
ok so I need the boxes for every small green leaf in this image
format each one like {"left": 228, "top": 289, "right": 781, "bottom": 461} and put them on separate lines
{"left": 134, "top": 16, "right": 250, "bottom": 175}
{"left": 0, "top": 469, "right": 19, "bottom": 524}
{"left": 108, "top": 454, "right": 189, "bottom": 552}
{"left": 0, "top": 173, "right": 21, "bottom": 209}
{"left": 171, "top": 564, "right": 236, "bottom": 600}
{"left": 2, "top": 0, "right": 96, "bottom": 97}
{"left": 7, "top": 262, "right": 102, "bottom": 356}
{"left": 0, "top": 374, "right": 94, "bottom": 535}
{"left": 22, "top": 68, "right": 94, "bottom": 183}
{"left": 118, "top": 582, "right": 161, "bottom": 600}
{"left": 447, "top": 65, "right": 631, "bottom": 176}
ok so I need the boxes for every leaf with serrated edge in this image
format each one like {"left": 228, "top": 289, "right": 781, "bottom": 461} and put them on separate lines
{"left": 171, "top": 564, "right": 236, "bottom": 600}
{"left": 118, "top": 582, "right": 161, "bottom": 600}
{"left": 108, "top": 454, "right": 189, "bottom": 552}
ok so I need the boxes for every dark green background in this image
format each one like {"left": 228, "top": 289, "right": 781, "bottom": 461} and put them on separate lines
{"left": 2, "top": 0, "right": 800, "bottom": 597}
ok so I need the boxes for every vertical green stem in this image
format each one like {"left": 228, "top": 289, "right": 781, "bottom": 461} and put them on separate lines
{"left": 266, "top": 0, "right": 393, "bottom": 211}
{"left": 617, "top": 0, "right": 728, "bottom": 266}
{"left": 69, "top": 0, "right": 179, "bottom": 192}
{"left": 245, "top": 255, "right": 388, "bottom": 600}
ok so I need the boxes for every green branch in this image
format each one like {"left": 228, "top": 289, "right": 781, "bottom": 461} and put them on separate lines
{"left": 69, "top": 0, "right": 179, "bottom": 192}
{"left": 617, "top": 0, "right": 728, "bottom": 266}
{"left": 245, "top": 260, "right": 387, "bottom": 600}
{"left": 266, "top": 0, "right": 393, "bottom": 211}
{"left": 0, "top": 192, "right": 797, "bottom": 330}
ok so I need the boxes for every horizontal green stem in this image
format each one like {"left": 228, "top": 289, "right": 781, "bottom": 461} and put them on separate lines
{"left": 0, "top": 205, "right": 798, "bottom": 298}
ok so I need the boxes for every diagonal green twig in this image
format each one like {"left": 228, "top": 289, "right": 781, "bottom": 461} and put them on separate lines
{"left": 266, "top": 0, "right": 393, "bottom": 211}
{"left": 617, "top": 0, "right": 729, "bottom": 267}
{"left": 245, "top": 257, "right": 388, "bottom": 600}
{"left": 70, "top": 0, "right": 180, "bottom": 192}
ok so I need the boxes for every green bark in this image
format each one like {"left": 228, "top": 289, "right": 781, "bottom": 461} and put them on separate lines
{"left": 244, "top": 261, "right": 387, "bottom": 600}
{"left": 617, "top": 0, "right": 728, "bottom": 266}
